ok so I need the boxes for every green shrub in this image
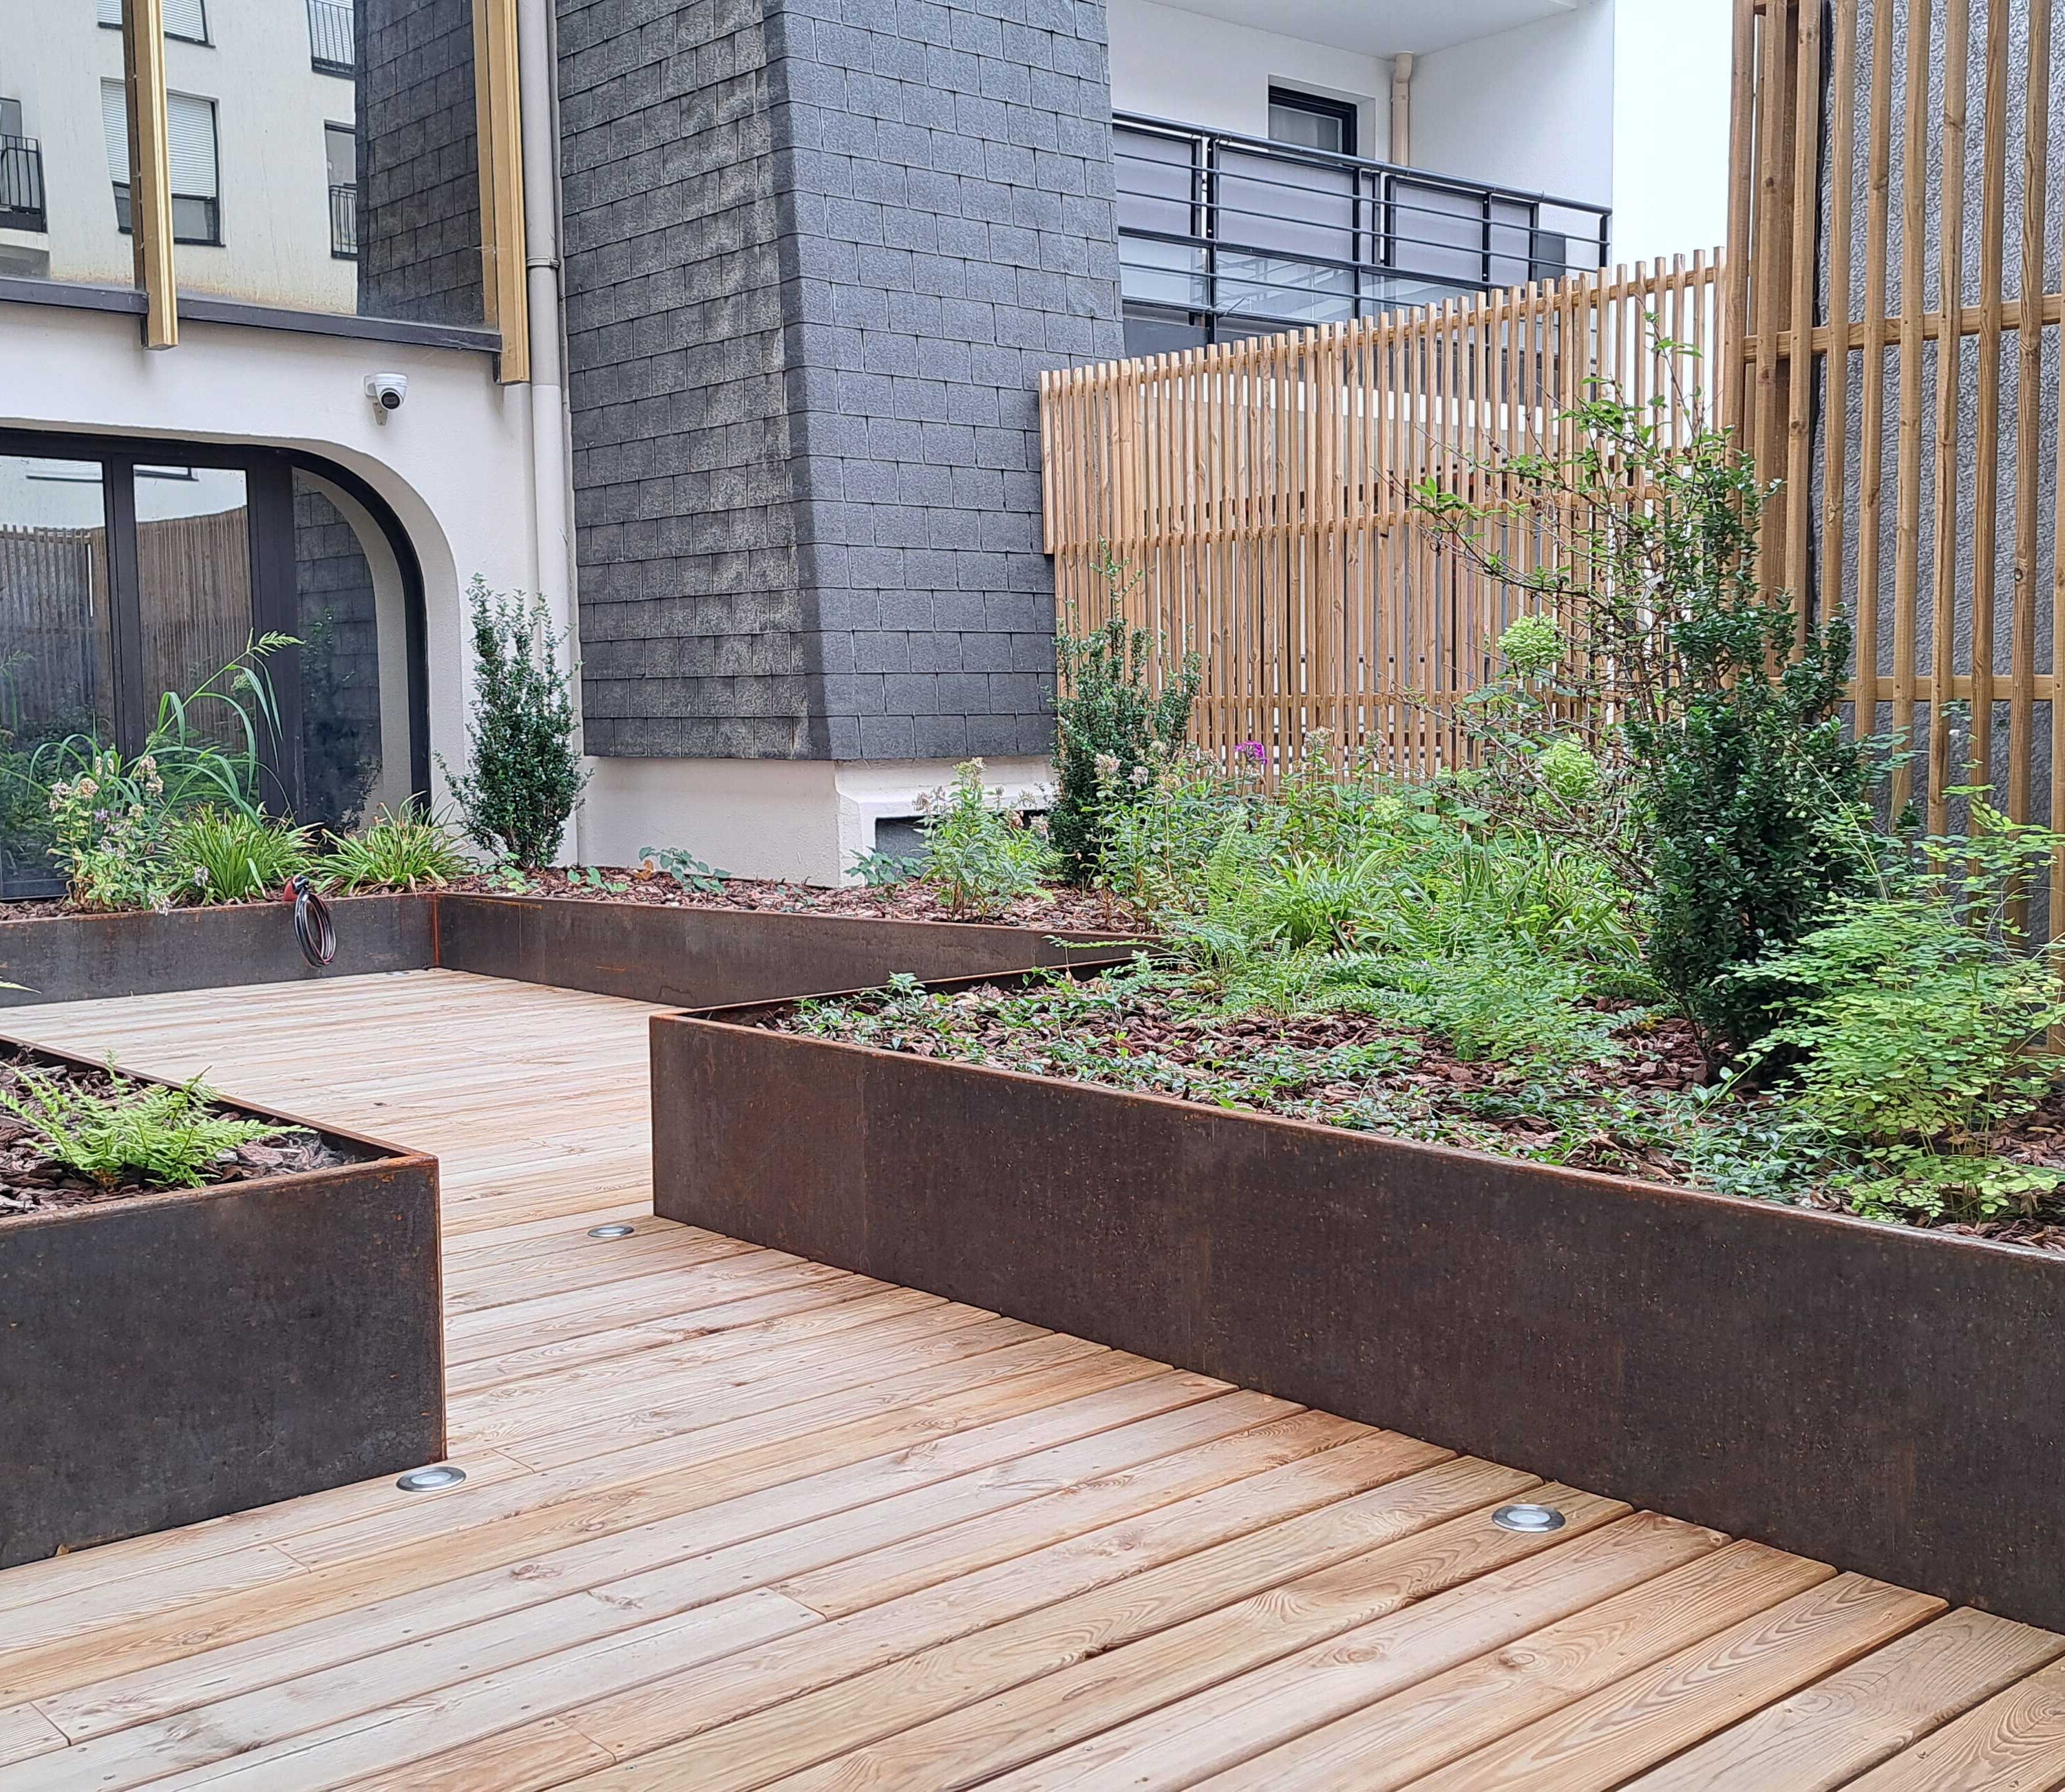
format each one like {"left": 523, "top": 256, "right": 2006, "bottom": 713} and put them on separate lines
{"left": 443, "top": 577, "right": 586, "bottom": 870}
{"left": 326, "top": 805, "right": 472, "bottom": 891}
{"left": 918, "top": 760, "right": 1057, "bottom": 917}
{"left": 0, "top": 1061, "right": 293, "bottom": 1189}
{"left": 1421, "top": 379, "right": 1880, "bottom": 1059}
{"left": 1735, "top": 896, "right": 2065, "bottom": 1224}
{"left": 165, "top": 809, "right": 317, "bottom": 904}
{"left": 1049, "top": 559, "right": 1200, "bottom": 885}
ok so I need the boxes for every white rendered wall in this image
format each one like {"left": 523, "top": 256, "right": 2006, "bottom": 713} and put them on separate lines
{"left": 1105, "top": 0, "right": 1391, "bottom": 150}
{"left": 0, "top": 302, "right": 542, "bottom": 812}
{"left": 1408, "top": 3, "right": 1616, "bottom": 202}
{"left": 583, "top": 757, "right": 1055, "bottom": 886}
{"left": 1609, "top": 0, "right": 1732, "bottom": 264}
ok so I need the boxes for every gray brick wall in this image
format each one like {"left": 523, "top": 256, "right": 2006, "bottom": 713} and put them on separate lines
{"left": 357, "top": 0, "right": 485, "bottom": 326}
{"left": 556, "top": 0, "right": 1124, "bottom": 760}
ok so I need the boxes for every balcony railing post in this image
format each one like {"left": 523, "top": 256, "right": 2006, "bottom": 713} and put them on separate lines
{"left": 0, "top": 134, "right": 45, "bottom": 233}
{"left": 1112, "top": 109, "right": 1611, "bottom": 345}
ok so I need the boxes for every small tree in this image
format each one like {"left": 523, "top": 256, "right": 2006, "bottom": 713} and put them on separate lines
{"left": 1049, "top": 553, "right": 1201, "bottom": 886}
{"left": 443, "top": 578, "right": 586, "bottom": 869}
{"left": 1419, "top": 358, "right": 1881, "bottom": 1062}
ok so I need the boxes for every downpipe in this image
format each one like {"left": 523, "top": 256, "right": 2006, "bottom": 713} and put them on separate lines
{"left": 516, "top": 0, "right": 584, "bottom": 864}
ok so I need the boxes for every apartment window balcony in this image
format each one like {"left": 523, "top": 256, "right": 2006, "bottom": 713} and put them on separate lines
{"left": 330, "top": 184, "right": 358, "bottom": 259}
{"left": 0, "top": 135, "right": 45, "bottom": 233}
{"left": 1114, "top": 112, "right": 1611, "bottom": 352}
{"left": 306, "top": 0, "right": 354, "bottom": 77}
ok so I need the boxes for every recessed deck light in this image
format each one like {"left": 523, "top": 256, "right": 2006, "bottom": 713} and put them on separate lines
{"left": 396, "top": 1464, "right": 467, "bottom": 1493}
{"left": 589, "top": 1222, "right": 636, "bottom": 1239}
{"left": 1492, "top": 1502, "right": 1567, "bottom": 1533}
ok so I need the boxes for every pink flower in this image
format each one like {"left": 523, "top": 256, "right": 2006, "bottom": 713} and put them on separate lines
{"left": 1235, "top": 740, "right": 1267, "bottom": 763}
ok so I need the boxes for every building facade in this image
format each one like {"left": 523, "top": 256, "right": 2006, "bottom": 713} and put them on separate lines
{"left": 0, "top": 0, "right": 1728, "bottom": 890}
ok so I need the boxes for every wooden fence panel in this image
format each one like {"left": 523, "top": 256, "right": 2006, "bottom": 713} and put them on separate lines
{"left": 1735, "top": 0, "right": 2065, "bottom": 918}
{"left": 1039, "top": 259, "right": 1725, "bottom": 778}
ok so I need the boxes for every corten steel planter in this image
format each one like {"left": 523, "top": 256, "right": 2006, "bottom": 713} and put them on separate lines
{"left": 654, "top": 985, "right": 2065, "bottom": 1632}
{"left": 434, "top": 893, "right": 1143, "bottom": 1007}
{"left": 0, "top": 894, "right": 436, "bottom": 1009}
{"left": 0, "top": 1038, "right": 444, "bottom": 1567}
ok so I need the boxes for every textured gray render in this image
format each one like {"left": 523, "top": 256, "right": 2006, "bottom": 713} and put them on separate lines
{"left": 555, "top": 0, "right": 1126, "bottom": 760}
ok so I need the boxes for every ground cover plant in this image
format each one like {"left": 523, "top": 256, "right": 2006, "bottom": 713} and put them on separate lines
{"left": 0, "top": 1053, "right": 338, "bottom": 1211}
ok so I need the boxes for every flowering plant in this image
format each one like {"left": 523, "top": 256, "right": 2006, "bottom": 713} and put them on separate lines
{"left": 46, "top": 749, "right": 182, "bottom": 912}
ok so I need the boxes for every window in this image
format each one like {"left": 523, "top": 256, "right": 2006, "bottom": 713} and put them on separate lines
{"left": 326, "top": 123, "right": 357, "bottom": 260}
{"left": 98, "top": 0, "right": 209, "bottom": 43}
{"left": 103, "top": 83, "right": 220, "bottom": 245}
{"left": 1267, "top": 88, "right": 1357, "bottom": 159}
{"left": 167, "top": 94, "right": 220, "bottom": 244}
{"left": 306, "top": 0, "right": 354, "bottom": 76}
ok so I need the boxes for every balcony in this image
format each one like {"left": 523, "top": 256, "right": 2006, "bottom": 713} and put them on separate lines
{"left": 306, "top": 0, "right": 354, "bottom": 76}
{"left": 0, "top": 135, "right": 45, "bottom": 234}
{"left": 330, "top": 182, "right": 358, "bottom": 259}
{"left": 1114, "top": 111, "right": 1611, "bottom": 352}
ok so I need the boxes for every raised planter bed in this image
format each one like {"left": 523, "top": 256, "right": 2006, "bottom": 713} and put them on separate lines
{"left": 434, "top": 893, "right": 1142, "bottom": 1007}
{"left": 0, "top": 891, "right": 1143, "bottom": 1012}
{"left": 0, "top": 895, "right": 438, "bottom": 1009}
{"left": 653, "top": 977, "right": 2065, "bottom": 1632}
{"left": 0, "top": 1038, "right": 444, "bottom": 1566}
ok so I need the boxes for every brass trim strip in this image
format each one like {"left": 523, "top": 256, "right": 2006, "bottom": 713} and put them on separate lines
{"left": 123, "top": 0, "right": 177, "bottom": 348}
{"left": 476, "top": 0, "right": 529, "bottom": 384}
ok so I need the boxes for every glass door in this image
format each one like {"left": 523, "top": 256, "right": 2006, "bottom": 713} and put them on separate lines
{"left": 0, "top": 452, "right": 116, "bottom": 897}
{"left": 0, "top": 433, "right": 426, "bottom": 899}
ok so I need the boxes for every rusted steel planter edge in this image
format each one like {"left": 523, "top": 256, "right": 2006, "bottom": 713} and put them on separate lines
{"left": 0, "top": 892, "right": 1147, "bottom": 1010}
{"left": 652, "top": 996, "right": 2065, "bottom": 1632}
{"left": 430, "top": 893, "right": 1147, "bottom": 1008}
{"left": 0, "top": 1034, "right": 446, "bottom": 1567}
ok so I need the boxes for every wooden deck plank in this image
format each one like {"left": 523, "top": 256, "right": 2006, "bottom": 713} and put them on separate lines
{"left": 1389, "top": 1575, "right": 1945, "bottom": 1791}
{"left": 1842, "top": 1656, "right": 2065, "bottom": 1792}
{"left": 1110, "top": 1539, "right": 1825, "bottom": 1791}
{"left": 28, "top": 1373, "right": 1236, "bottom": 1749}
{"left": 1623, "top": 1608, "right": 2065, "bottom": 1791}
{"left": 0, "top": 970, "right": 2051, "bottom": 1792}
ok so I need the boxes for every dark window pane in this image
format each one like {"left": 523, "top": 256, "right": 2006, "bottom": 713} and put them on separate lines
{"left": 0, "top": 454, "right": 114, "bottom": 897}
{"left": 1268, "top": 91, "right": 1354, "bottom": 158}
{"left": 1121, "top": 303, "right": 1207, "bottom": 357}
{"left": 293, "top": 471, "right": 411, "bottom": 829}
{"left": 134, "top": 466, "right": 257, "bottom": 763}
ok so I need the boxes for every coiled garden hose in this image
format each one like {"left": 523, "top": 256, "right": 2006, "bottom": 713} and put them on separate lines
{"left": 286, "top": 873, "right": 337, "bottom": 968}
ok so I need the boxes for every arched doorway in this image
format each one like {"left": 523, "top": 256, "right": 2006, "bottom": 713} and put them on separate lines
{"left": 0, "top": 430, "right": 429, "bottom": 897}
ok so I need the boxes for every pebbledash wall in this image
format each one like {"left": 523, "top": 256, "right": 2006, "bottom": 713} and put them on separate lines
{"left": 555, "top": 0, "right": 1127, "bottom": 882}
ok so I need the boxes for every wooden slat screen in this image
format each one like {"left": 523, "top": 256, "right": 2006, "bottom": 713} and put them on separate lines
{"left": 1039, "top": 257, "right": 1724, "bottom": 777}
{"left": 1733, "top": 0, "right": 2065, "bottom": 917}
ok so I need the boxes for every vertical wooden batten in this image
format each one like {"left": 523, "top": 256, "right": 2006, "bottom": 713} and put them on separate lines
{"left": 122, "top": 0, "right": 177, "bottom": 350}
{"left": 475, "top": 0, "right": 530, "bottom": 385}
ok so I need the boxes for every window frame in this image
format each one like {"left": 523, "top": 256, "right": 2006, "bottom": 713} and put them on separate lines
{"left": 1266, "top": 86, "right": 1359, "bottom": 160}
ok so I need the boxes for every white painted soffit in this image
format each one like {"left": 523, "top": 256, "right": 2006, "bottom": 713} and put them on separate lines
{"left": 1135, "top": 0, "right": 1588, "bottom": 59}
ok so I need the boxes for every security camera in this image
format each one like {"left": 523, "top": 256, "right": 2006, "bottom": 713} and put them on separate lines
{"left": 364, "top": 372, "right": 408, "bottom": 420}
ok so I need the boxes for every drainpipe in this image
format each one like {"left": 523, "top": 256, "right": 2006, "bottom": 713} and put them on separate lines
{"left": 1390, "top": 53, "right": 1413, "bottom": 165}
{"left": 515, "top": 0, "right": 582, "bottom": 860}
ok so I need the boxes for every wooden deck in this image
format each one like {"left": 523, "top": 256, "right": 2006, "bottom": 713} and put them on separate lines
{"left": 2, "top": 968, "right": 2063, "bottom": 1789}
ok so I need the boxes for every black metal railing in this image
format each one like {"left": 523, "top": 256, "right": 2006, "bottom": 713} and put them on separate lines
{"left": 330, "top": 184, "right": 358, "bottom": 259}
{"left": 0, "top": 134, "right": 45, "bottom": 233}
{"left": 1113, "top": 112, "right": 1612, "bottom": 350}
{"left": 306, "top": 0, "right": 354, "bottom": 75}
